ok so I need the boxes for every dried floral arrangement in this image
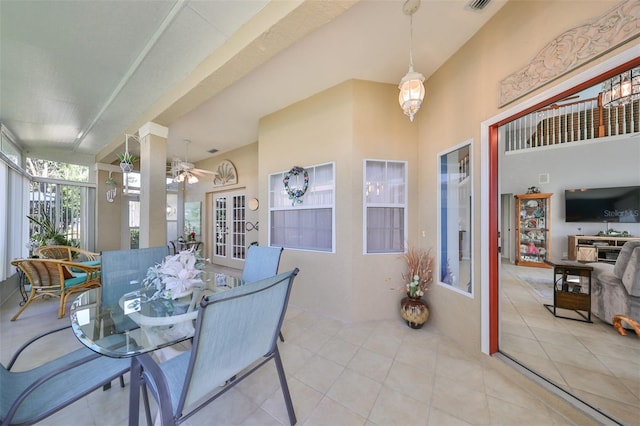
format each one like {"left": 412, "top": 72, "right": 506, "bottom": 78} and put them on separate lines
{"left": 402, "top": 247, "right": 433, "bottom": 298}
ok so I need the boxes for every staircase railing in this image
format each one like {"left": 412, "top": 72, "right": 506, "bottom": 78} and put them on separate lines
{"left": 504, "top": 96, "right": 639, "bottom": 152}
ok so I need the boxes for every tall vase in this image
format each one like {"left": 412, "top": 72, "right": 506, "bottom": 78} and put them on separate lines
{"left": 400, "top": 295, "right": 429, "bottom": 329}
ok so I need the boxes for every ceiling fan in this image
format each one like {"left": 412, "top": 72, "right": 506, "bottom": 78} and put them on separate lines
{"left": 169, "top": 140, "right": 215, "bottom": 184}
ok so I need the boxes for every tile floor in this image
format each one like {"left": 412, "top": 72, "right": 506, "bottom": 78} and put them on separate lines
{"left": 500, "top": 262, "right": 640, "bottom": 426}
{"left": 1, "top": 269, "right": 604, "bottom": 426}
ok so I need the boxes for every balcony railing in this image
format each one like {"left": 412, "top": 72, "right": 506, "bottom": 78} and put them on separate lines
{"left": 504, "top": 96, "right": 639, "bottom": 152}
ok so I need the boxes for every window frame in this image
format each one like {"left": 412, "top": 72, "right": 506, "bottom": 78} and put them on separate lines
{"left": 363, "top": 159, "right": 408, "bottom": 255}
{"left": 268, "top": 162, "right": 335, "bottom": 253}
{"left": 437, "top": 140, "right": 474, "bottom": 298}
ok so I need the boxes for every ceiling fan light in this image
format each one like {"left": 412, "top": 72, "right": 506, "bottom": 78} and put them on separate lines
{"left": 187, "top": 173, "right": 199, "bottom": 184}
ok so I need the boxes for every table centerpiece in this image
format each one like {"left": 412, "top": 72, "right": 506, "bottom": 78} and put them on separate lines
{"left": 142, "top": 249, "right": 204, "bottom": 300}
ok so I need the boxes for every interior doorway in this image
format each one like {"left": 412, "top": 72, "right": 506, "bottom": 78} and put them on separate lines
{"left": 487, "top": 53, "right": 640, "bottom": 424}
{"left": 210, "top": 190, "right": 246, "bottom": 269}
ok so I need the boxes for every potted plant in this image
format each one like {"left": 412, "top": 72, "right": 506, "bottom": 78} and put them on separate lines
{"left": 399, "top": 247, "right": 433, "bottom": 329}
{"left": 118, "top": 152, "right": 137, "bottom": 173}
{"left": 27, "top": 207, "right": 74, "bottom": 247}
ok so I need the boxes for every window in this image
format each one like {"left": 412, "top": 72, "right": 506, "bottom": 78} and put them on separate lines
{"left": 0, "top": 159, "right": 30, "bottom": 281}
{"left": 438, "top": 141, "right": 473, "bottom": 296}
{"left": 129, "top": 199, "right": 140, "bottom": 249}
{"left": 28, "top": 181, "right": 94, "bottom": 246}
{"left": 123, "top": 172, "right": 140, "bottom": 195}
{"left": 1, "top": 125, "right": 21, "bottom": 167}
{"left": 26, "top": 157, "right": 89, "bottom": 182}
{"left": 269, "top": 163, "right": 334, "bottom": 252}
{"left": 364, "top": 160, "right": 407, "bottom": 254}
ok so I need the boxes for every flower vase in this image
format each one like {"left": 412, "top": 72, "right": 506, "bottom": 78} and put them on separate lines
{"left": 400, "top": 295, "right": 429, "bottom": 329}
{"left": 169, "top": 287, "right": 194, "bottom": 300}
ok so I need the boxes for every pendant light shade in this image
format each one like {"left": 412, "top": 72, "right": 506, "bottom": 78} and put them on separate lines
{"left": 398, "top": 0, "right": 424, "bottom": 122}
{"left": 398, "top": 66, "right": 425, "bottom": 122}
{"left": 186, "top": 173, "right": 199, "bottom": 184}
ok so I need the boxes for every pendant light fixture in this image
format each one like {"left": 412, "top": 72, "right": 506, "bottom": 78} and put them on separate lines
{"left": 601, "top": 66, "right": 640, "bottom": 108}
{"left": 398, "top": 0, "right": 425, "bottom": 122}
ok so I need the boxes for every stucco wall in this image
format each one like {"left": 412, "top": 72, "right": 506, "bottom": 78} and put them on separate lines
{"left": 181, "top": 0, "right": 637, "bottom": 352}
{"left": 191, "top": 142, "right": 260, "bottom": 264}
{"left": 415, "top": 0, "right": 636, "bottom": 352}
{"left": 259, "top": 80, "right": 419, "bottom": 322}
{"left": 95, "top": 169, "right": 123, "bottom": 252}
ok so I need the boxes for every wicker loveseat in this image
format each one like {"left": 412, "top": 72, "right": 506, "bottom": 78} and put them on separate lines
{"left": 10, "top": 258, "right": 101, "bottom": 321}
{"left": 35, "top": 245, "right": 100, "bottom": 262}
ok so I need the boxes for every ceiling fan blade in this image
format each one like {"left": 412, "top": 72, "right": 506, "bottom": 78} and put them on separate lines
{"left": 192, "top": 168, "right": 215, "bottom": 176}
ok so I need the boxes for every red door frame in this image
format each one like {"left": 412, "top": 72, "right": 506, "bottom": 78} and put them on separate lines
{"left": 487, "top": 57, "right": 640, "bottom": 354}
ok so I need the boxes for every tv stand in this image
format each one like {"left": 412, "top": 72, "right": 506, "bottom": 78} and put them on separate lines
{"left": 567, "top": 235, "right": 640, "bottom": 263}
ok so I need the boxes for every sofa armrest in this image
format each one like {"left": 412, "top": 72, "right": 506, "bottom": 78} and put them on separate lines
{"left": 588, "top": 262, "right": 614, "bottom": 280}
{"left": 614, "top": 241, "right": 640, "bottom": 279}
{"left": 621, "top": 247, "right": 640, "bottom": 297}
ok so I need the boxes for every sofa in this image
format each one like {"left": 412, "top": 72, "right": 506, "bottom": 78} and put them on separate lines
{"left": 589, "top": 241, "right": 640, "bottom": 327}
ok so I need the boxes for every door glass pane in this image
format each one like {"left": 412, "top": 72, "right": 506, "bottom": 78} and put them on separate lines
{"left": 232, "top": 195, "right": 246, "bottom": 260}
{"left": 214, "top": 197, "right": 227, "bottom": 257}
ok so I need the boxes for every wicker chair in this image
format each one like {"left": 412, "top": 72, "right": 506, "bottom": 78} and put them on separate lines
{"left": 35, "top": 245, "right": 100, "bottom": 262}
{"left": 10, "top": 258, "right": 101, "bottom": 321}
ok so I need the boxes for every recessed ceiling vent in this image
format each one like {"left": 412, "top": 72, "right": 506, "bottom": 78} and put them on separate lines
{"left": 465, "top": 0, "right": 492, "bottom": 12}
{"left": 207, "top": 148, "right": 219, "bottom": 154}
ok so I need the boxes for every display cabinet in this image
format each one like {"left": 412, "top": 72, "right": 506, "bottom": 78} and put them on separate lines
{"left": 515, "top": 193, "right": 552, "bottom": 268}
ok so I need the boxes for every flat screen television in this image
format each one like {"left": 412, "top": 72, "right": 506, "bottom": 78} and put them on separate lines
{"left": 565, "top": 186, "right": 640, "bottom": 223}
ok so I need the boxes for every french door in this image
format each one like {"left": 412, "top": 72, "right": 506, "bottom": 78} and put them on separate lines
{"left": 211, "top": 191, "right": 246, "bottom": 268}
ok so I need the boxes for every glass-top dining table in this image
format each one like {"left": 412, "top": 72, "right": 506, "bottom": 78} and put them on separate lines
{"left": 69, "top": 270, "right": 244, "bottom": 425}
{"left": 69, "top": 270, "right": 243, "bottom": 358}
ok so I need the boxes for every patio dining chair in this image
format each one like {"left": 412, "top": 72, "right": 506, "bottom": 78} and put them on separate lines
{"left": 242, "top": 245, "right": 285, "bottom": 341}
{"left": 0, "top": 325, "right": 130, "bottom": 426}
{"left": 241, "top": 245, "right": 283, "bottom": 282}
{"left": 100, "top": 246, "right": 170, "bottom": 334}
{"left": 133, "top": 269, "right": 300, "bottom": 426}
{"left": 10, "top": 258, "right": 101, "bottom": 321}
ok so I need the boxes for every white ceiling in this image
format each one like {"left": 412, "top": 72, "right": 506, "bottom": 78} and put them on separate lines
{"left": 0, "top": 0, "right": 507, "bottom": 166}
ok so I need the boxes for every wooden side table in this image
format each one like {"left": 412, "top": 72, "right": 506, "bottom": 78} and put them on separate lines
{"left": 543, "top": 259, "right": 593, "bottom": 322}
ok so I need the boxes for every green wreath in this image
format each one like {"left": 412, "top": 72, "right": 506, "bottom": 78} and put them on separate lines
{"left": 283, "top": 166, "right": 309, "bottom": 205}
